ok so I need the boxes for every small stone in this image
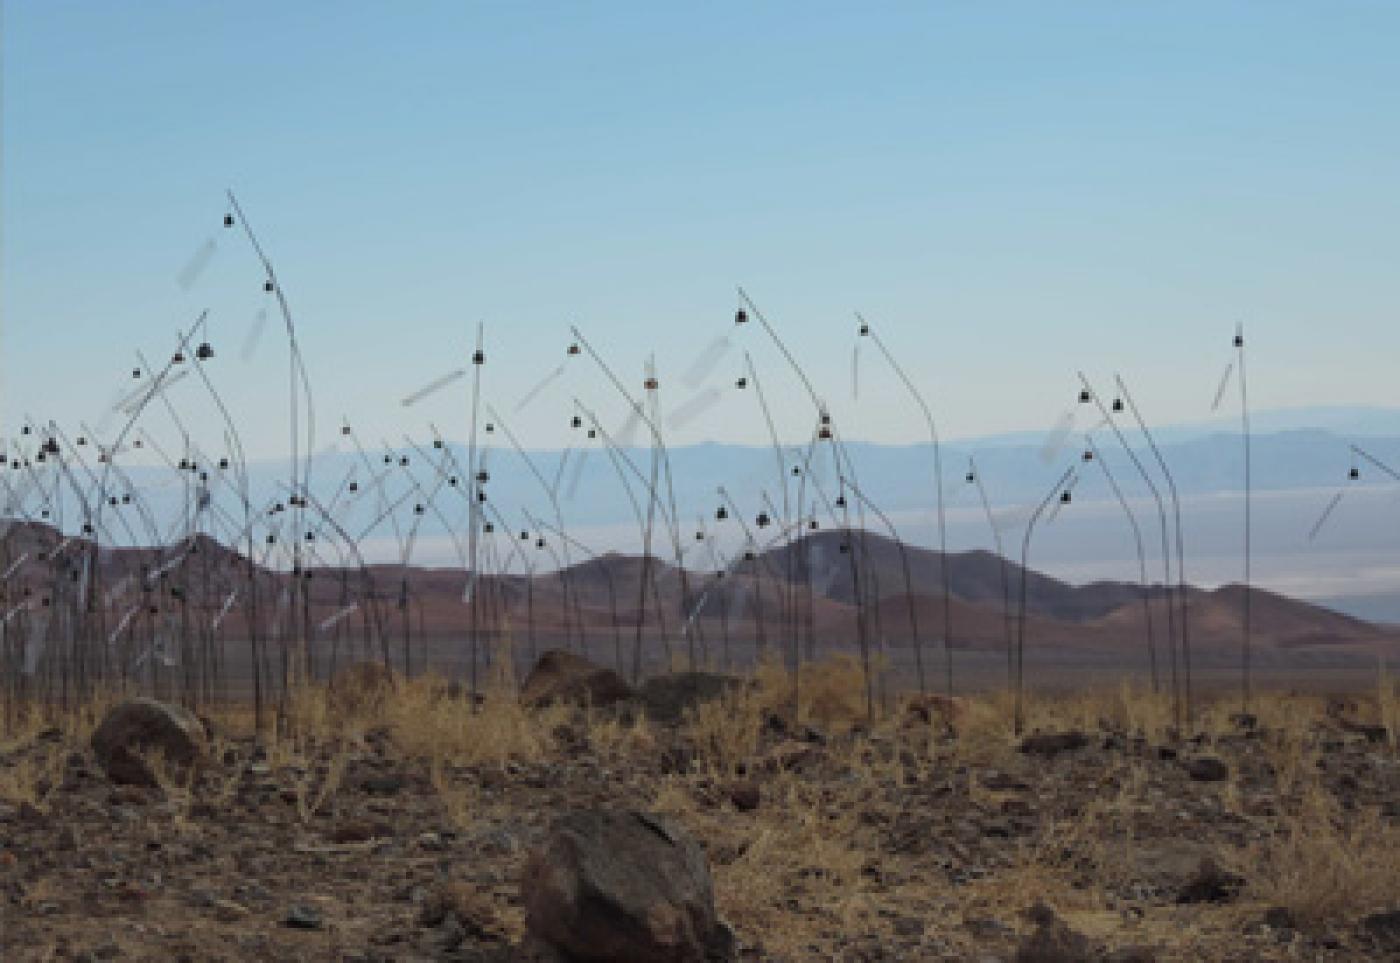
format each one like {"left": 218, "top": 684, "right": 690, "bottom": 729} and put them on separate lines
{"left": 1018, "top": 732, "right": 1088, "bottom": 757}
{"left": 423, "top": 915, "right": 466, "bottom": 953}
{"left": 1176, "top": 857, "right": 1243, "bottom": 904}
{"left": 893, "top": 916, "right": 925, "bottom": 938}
{"left": 982, "top": 771, "right": 1030, "bottom": 792}
{"left": 706, "top": 919, "right": 738, "bottom": 959}
{"left": 1186, "top": 757, "right": 1229, "bottom": 782}
{"left": 330, "top": 821, "right": 381, "bottom": 844}
{"left": 214, "top": 899, "right": 249, "bottom": 923}
{"left": 964, "top": 917, "right": 1015, "bottom": 940}
{"left": 761, "top": 740, "right": 819, "bottom": 773}
{"left": 727, "top": 781, "right": 761, "bottom": 812}
{"left": 1105, "top": 948, "right": 1157, "bottom": 963}
{"left": 1014, "top": 903, "right": 1096, "bottom": 962}
{"left": 360, "top": 773, "right": 405, "bottom": 795}
{"left": 283, "top": 904, "right": 323, "bottom": 930}
{"left": 1361, "top": 909, "right": 1400, "bottom": 950}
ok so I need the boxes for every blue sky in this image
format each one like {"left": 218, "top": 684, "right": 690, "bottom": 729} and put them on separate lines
{"left": 3, "top": 2, "right": 1398, "bottom": 459}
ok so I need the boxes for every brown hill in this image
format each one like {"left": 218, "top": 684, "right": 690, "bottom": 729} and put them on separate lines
{"left": 2, "top": 520, "right": 1392, "bottom": 658}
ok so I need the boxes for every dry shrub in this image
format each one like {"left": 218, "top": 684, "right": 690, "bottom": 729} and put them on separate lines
{"left": 583, "top": 707, "right": 655, "bottom": 760}
{"left": 204, "top": 701, "right": 259, "bottom": 739}
{"left": 720, "top": 805, "right": 870, "bottom": 944}
{"left": 1110, "top": 680, "right": 1174, "bottom": 742}
{"left": 949, "top": 689, "right": 1017, "bottom": 765}
{"left": 1245, "top": 782, "right": 1400, "bottom": 929}
{"left": 2, "top": 684, "right": 123, "bottom": 750}
{"left": 292, "top": 747, "right": 349, "bottom": 824}
{"left": 651, "top": 772, "right": 874, "bottom": 957}
{"left": 681, "top": 675, "right": 767, "bottom": 775}
{"left": 437, "top": 782, "right": 477, "bottom": 832}
{"left": 1379, "top": 660, "right": 1398, "bottom": 745}
{"left": 56, "top": 685, "right": 123, "bottom": 745}
{"left": 1250, "top": 691, "right": 1327, "bottom": 743}
{"left": 740, "top": 651, "right": 888, "bottom": 735}
{"left": 140, "top": 745, "right": 199, "bottom": 832}
{"left": 282, "top": 680, "right": 337, "bottom": 749}
{"left": 0, "top": 745, "right": 65, "bottom": 811}
{"left": 384, "top": 660, "right": 564, "bottom": 769}
{"left": 1257, "top": 718, "right": 1317, "bottom": 801}
{"left": 327, "top": 660, "right": 398, "bottom": 719}
{"left": 795, "top": 653, "right": 877, "bottom": 731}
{"left": 957, "top": 853, "right": 1096, "bottom": 924}
{"left": 1022, "top": 758, "right": 1156, "bottom": 898}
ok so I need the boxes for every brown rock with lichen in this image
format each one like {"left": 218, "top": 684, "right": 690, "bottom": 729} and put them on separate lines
{"left": 519, "top": 650, "right": 632, "bottom": 710}
{"left": 90, "top": 698, "right": 206, "bottom": 787}
{"left": 522, "top": 809, "right": 720, "bottom": 962}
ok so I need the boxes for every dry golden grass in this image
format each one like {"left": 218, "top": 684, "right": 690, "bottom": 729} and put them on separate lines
{"left": 681, "top": 677, "right": 767, "bottom": 776}
{"left": 650, "top": 767, "right": 879, "bottom": 957}
{"left": 0, "top": 744, "right": 65, "bottom": 811}
{"left": 1380, "top": 659, "right": 1398, "bottom": 743}
{"left": 217, "top": 642, "right": 573, "bottom": 827}
{"left": 385, "top": 676, "right": 566, "bottom": 769}
{"left": 1244, "top": 781, "right": 1400, "bottom": 930}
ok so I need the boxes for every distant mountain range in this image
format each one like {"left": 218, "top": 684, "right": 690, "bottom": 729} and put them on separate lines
{"left": 6, "top": 520, "right": 1388, "bottom": 667}
{"left": 9, "top": 405, "right": 1400, "bottom": 624}
{"left": 27, "top": 410, "right": 1400, "bottom": 532}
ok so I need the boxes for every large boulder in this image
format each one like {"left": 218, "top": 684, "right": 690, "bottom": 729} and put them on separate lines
{"left": 522, "top": 809, "right": 723, "bottom": 962}
{"left": 90, "top": 698, "right": 207, "bottom": 787}
{"left": 520, "top": 650, "right": 633, "bottom": 710}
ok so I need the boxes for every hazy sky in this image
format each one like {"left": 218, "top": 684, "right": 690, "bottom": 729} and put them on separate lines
{"left": 3, "top": 2, "right": 1398, "bottom": 458}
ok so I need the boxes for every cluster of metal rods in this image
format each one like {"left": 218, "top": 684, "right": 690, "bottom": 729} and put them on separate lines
{"left": 1, "top": 196, "right": 1270, "bottom": 736}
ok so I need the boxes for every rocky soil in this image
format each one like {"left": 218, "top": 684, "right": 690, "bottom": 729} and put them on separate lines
{"left": 0, "top": 656, "right": 1397, "bottom": 961}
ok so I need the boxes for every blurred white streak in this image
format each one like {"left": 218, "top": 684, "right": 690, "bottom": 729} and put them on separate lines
{"left": 176, "top": 238, "right": 217, "bottom": 291}
{"left": 1039, "top": 410, "right": 1075, "bottom": 464}
{"left": 565, "top": 448, "right": 588, "bottom": 501}
{"left": 667, "top": 387, "right": 721, "bottom": 430}
{"left": 402, "top": 368, "right": 466, "bottom": 407}
{"left": 515, "top": 364, "right": 565, "bottom": 412}
{"left": 681, "top": 336, "right": 731, "bottom": 389}
{"left": 1307, "top": 490, "right": 1345, "bottom": 542}
{"left": 614, "top": 406, "right": 643, "bottom": 449}
{"left": 318, "top": 602, "right": 359, "bottom": 634}
{"left": 1211, "top": 362, "right": 1235, "bottom": 412}
{"left": 241, "top": 307, "right": 269, "bottom": 362}
{"left": 212, "top": 589, "right": 240, "bottom": 630}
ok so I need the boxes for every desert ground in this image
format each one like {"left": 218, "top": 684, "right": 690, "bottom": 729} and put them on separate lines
{"left": 0, "top": 648, "right": 1397, "bottom": 962}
